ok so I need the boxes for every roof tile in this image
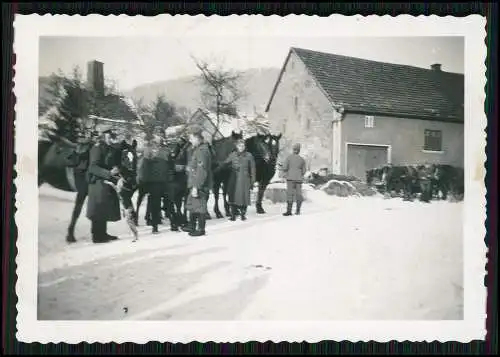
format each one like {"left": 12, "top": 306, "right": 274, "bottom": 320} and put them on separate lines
{"left": 292, "top": 47, "right": 464, "bottom": 122}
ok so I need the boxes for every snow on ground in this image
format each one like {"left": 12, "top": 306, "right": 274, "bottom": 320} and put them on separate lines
{"left": 37, "top": 184, "right": 463, "bottom": 320}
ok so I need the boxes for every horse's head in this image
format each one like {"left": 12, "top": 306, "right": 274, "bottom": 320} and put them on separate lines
{"left": 231, "top": 130, "right": 244, "bottom": 141}
{"left": 266, "top": 133, "right": 282, "bottom": 161}
{"left": 166, "top": 137, "right": 190, "bottom": 164}
{"left": 118, "top": 142, "right": 138, "bottom": 175}
{"left": 245, "top": 134, "right": 272, "bottom": 164}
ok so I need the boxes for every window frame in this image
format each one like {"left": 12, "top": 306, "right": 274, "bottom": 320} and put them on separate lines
{"left": 364, "top": 115, "right": 375, "bottom": 128}
{"left": 423, "top": 129, "right": 443, "bottom": 152}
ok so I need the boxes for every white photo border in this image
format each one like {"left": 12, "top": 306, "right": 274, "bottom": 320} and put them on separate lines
{"left": 14, "top": 14, "right": 487, "bottom": 343}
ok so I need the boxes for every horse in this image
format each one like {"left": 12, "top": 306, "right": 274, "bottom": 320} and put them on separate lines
{"left": 38, "top": 135, "right": 138, "bottom": 243}
{"left": 210, "top": 132, "right": 245, "bottom": 219}
{"left": 211, "top": 131, "right": 282, "bottom": 218}
{"left": 251, "top": 132, "right": 282, "bottom": 214}
{"left": 138, "top": 131, "right": 281, "bottom": 224}
{"left": 430, "top": 164, "right": 464, "bottom": 201}
{"left": 38, "top": 136, "right": 92, "bottom": 242}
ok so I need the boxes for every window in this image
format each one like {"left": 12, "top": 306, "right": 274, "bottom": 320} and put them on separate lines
{"left": 364, "top": 115, "right": 375, "bottom": 128}
{"left": 424, "top": 129, "right": 443, "bottom": 151}
{"left": 294, "top": 96, "right": 299, "bottom": 112}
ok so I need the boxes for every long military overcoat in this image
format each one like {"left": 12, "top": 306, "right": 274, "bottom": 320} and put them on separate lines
{"left": 225, "top": 151, "right": 256, "bottom": 207}
{"left": 86, "top": 142, "right": 121, "bottom": 222}
{"left": 186, "top": 142, "right": 213, "bottom": 214}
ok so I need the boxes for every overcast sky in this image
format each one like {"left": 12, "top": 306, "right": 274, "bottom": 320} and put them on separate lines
{"left": 39, "top": 35, "right": 464, "bottom": 92}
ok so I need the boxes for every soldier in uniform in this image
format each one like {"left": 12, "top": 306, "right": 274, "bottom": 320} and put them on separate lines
{"left": 223, "top": 139, "right": 256, "bottom": 221}
{"left": 137, "top": 139, "right": 168, "bottom": 234}
{"left": 86, "top": 125, "right": 122, "bottom": 243}
{"left": 418, "top": 163, "right": 433, "bottom": 203}
{"left": 282, "top": 143, "right": 307, "bottom": 216}
{"left": 182, "top": 125, "right": 213, "bottom": 237}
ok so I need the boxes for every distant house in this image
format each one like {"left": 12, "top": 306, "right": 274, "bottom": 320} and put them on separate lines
{"left": 188, "top": 108, "right": 236, "bottom": 142}
{"left": 265, "top": 47, "right": 464, "bottom": 180}
{"left": 39, "top": 60, "right": 142, "bottom": 141}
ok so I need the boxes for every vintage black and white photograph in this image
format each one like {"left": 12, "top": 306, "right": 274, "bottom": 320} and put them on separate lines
{"left": 15, "top": 15, "right": 486, "bottom": 343}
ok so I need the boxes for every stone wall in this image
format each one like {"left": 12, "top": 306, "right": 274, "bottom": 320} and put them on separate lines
{"left": 266, "top": 52, "right": 334, "bottom": 173}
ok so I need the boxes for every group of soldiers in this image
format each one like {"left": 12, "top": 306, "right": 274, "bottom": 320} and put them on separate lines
{"left": 366, "top": 163, "right": 464, "bottom": 202}
{"left": 83, "top": 123, "right": 308, "bottom": 244}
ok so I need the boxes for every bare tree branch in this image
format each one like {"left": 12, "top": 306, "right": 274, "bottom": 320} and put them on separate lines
{"left": 192, "top": 55, "right": 248, "bottom": 138}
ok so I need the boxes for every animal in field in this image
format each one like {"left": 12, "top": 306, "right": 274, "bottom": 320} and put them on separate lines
{"left": 38, "top": 134, "right": 138, "bottom": 243}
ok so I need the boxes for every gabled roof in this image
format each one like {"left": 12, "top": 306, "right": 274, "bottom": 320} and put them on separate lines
{"left": 266, "top": 47, "right": 464, "bottom": 122}
{"left": 189, "top": 108, "right": 273, "bottom": 139}
{"left": 93, "top": 93, "right": 140, "bottom": 122}
{"left": 189, "top": 108, "right": 230, "bottom": 139}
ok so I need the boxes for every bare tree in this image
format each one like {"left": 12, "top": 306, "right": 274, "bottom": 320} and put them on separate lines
{"left": 192, "top": 56, "right": 247, "bottom": 137}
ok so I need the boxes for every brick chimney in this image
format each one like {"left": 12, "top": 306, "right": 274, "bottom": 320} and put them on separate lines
{"left": 87, "top": 60, "right": 104, "bottom": 96}
{"left": 430, "top": 63, "right": 442, "bottom": 72}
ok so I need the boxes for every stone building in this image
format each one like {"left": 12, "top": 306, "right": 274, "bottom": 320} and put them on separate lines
{"left": 265, "top": 47, "right": 464, "bottom": 180}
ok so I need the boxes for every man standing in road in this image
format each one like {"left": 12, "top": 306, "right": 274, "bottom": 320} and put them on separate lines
{"left": 282, "top": 143, "right": 307, "bottom": 216}
{"left": 86, "top": 125, "right": 122, "bottom": 243}
{"left": 183, "top": 125, "right": 213, "bottom": 237}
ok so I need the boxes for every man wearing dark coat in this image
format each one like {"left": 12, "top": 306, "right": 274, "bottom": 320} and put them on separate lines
{"left": 224, "top": 139, "right": 256, "bottom": 221}
{"left": 163, "top": 140, "right": 183, "bottom": 231}
{"left": 138, "top": 140, "right": 169, "bottom": 234}
{"left": 182, "top": 125, "right": 213, "bottom": 237}
{"left": 86, "top": 126, "right": 122, "bottom": 244}
{"left": 282, "top": 143, "right": 307, "bottom": 216}
{"left": 418, "top": 164, "right": 433, "bottom": 203}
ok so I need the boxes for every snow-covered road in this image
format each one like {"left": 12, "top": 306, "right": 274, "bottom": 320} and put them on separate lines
{"left": 37, "top": 185, "right": 463, "bottom": 320}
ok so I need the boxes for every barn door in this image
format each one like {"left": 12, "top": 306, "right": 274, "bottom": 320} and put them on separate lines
{"left": 365, "top": 146, "right": 388, "bottom": 171}
{"left": 347, "top": 144, "right": 388, "bottom": 181}
{"left": 346, "top": 146, "right": 367, "bottom": 180}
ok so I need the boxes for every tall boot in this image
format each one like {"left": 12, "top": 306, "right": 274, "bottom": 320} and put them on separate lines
{"left": 170, "top": 211, "right": 179, "bottom": 232}
{"left": 92, "top": 221, "right": 110, "bottom": 244}
{"left": 182, "top": 212, "right": 195, "bottom": 233}
{"left": 190, "top": 213, "right": 206, "bottom": 237}
{"left": 240, "top": 206, "right": 247, "bottom": 221}
{"left": 103, "top": 221, "right": 118, "bottom": 241}
{"left": 295, "top": 201, "right": 302, "bottom": 215}
{"left": 229, "top": 205, "right": 237, "bottom": 221}
{"left": 283, "top": 201, "right": 293, "bottom": 216}
{"left": 152, "top": 224, "right": 159, "bottom": 234}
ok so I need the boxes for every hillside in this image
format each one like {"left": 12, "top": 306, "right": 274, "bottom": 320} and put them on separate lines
{"left": 124, "top": 67, "right": 280, "bottom": 115}
{"left": 38, "top": 67, "right": 281, "bottom": 118}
